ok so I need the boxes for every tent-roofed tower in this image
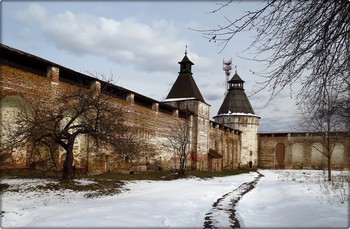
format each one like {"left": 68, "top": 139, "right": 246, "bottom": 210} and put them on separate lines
{"left": 218, "top": 72, "right": 255, "bottom": 115}
{"left": 163, "top": 48, "right": 210, "bottom": 171}
{"left": 214, "top": 66, "right": 260, "bottom": 168}
{"left": 165, "top": 49, "right": 205, "bottom": 103}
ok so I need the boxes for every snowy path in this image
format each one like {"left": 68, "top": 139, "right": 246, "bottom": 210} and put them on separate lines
{"left": 203, "top": 172, "right": 263, "bottom": 228}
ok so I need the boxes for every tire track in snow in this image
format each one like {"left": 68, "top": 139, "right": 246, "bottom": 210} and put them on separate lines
{"left": 203, "top": 172, "right": 264, "bottom": 228}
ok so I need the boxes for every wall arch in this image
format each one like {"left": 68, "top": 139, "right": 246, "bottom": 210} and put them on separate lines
{"left": 291, "top": 143, "right": 304, "bottom": 168}
{"left": 275, "top": 143, "right": 285, "bottom": 169}
{"left": 224, "top": 140, "right": 234, "bottom": 169}
{"left": 311, "top": 143, "right": 324, "bottom": 169}
{"left": 0, "top": 95, "right": 33, "bottom": 167}
{"left": 332, "top": 143, "right": 344, "bottom": 168}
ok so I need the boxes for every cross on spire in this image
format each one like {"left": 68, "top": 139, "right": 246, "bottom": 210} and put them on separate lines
{"left": 185, "top": 45, "right": 188, "bottom": 55}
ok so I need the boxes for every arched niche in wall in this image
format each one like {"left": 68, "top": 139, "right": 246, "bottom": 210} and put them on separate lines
{"left": 332, "top": 143, "right": 344, "bottom": 169}
{"left": 275, "top": 143, "right": 285, "bottom": 169}
{"left": 0, "top": 95, "right": 33, "bottom": 166}
{"left": 311, "top": 143, "right": 324, "bottom": 169}
{"left": 291, "top": 143, "right": 304, "bottom": 168}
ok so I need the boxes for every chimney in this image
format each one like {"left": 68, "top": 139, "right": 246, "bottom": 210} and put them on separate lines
{"left": 91, "top": 81, "right": 101, "bottom": 96}
{"left": 126, "top": 93, "right": 135, "bottom": 103}
{"left": 47, "top": 66, "right": 59, "bottom": 83}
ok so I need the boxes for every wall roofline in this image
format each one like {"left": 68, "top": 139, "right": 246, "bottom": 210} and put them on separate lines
{"left": 258, "top": 131, "right": 349, "bottom": 137}
{"left": 0, "top": 43, "right": 191, "bottom": 119}
{"left": 209, "top": 120, "right": 242, "bottom": 135}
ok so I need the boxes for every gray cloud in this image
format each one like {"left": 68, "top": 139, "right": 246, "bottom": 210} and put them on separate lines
{"left": 204, "top": 92, "right": 224, "bottom": 102}
{"left": 15, "top": 4, "right": 215, "bottom": 73}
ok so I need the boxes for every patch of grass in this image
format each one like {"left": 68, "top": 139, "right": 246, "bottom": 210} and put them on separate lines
{"left": 1, "top": 168, "right": 255, "bottom": 198}
{"left": 86, "top": 170, "right": 176, "bottom": 181}
{"left": 186, "top": 168, "right": 257, "bottom": 179}
{"left": 1, "top": 168, "right": 255, "bottom": 181}
{"left": 0, "top": 183, "right": 10, "bottom": 192}
{"left": 84, "top": 168, "right": 255, "bottom": 181}
{"left": 4, "top": 179, "right": 125, "bottom": 198}
{"left": 0, "top": 168, "right": 60, "bottom": 179}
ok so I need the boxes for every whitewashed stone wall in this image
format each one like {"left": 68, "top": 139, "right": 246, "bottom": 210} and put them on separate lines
{"left": 258, "top": 133, "right": 349, "bottom": 169}
{"left": 214, "top": 114, "right": 260, "bottom": 167}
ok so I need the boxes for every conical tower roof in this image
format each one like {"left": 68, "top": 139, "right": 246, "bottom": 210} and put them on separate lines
{"left": 165, "top": 52, "right": 205, "bottom": 103}
{"left": 217, "top": 71, "right": 255, "bottom": 114}
{"left": 229, "top": 72, "right": 244, "bottom": 83}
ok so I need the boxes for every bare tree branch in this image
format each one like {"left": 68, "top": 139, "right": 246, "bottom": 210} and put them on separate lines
{"left": 166, "top": 118, "right": 191, "bottom": 174}
{"left": 298, "top": 80, "right": 347, "bottom": 181}
{"left": 1, "top": 86, "right": 146, "bottom": 180}
{"left": 191, "top": 0, "right": 350, "bottom": 113}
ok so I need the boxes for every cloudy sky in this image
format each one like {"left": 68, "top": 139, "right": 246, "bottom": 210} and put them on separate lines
{"left": 1, "top": 1, "right": 300, "bottom": 132}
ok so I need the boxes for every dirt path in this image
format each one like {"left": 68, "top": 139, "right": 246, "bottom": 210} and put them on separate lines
{"left": 203, "top": 172, "right": 264, "bottom": 228}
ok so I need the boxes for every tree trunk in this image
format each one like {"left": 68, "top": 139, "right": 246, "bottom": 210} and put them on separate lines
{"left": 327, "top": 156, "right": 332, "bottom": 181}
{"left": 179, "top": 156, "right": 186, "bottom": 174}
{"left": 62, "top": 143, "right": 75, "bottom": 180}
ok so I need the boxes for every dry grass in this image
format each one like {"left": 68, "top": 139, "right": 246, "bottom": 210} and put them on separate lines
{"left": 0, "top": 168, "right": 255, "bottom": 198}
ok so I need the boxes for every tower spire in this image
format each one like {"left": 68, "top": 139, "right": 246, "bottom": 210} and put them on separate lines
{"left": 165, "top": 50, "right": 205, "bottom": 103}
{"left": 223, "top": 58, "right": 232, "bottom": 96}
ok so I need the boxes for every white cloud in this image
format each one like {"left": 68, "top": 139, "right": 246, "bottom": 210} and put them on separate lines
{"left": 17, "top": 4, "right": 47, "bottom": 22}
{"left": 15, "top": 4, "right": 195, "bottom": 73}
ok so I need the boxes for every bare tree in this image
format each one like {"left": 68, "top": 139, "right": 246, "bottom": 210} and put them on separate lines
{"left": 166, "top": 118, "right": 191, "bottom": 175}
{"left": 192, "top": 1, "right": 350, "bottom": 111}
{"left": 1, "top": 88, "right": 144, "bottom": 180}
{"left": 299, "top": 78, "right": 347, "bottom": 181}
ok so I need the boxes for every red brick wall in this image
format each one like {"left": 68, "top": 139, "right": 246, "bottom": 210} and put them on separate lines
{"left": 0, "top": 63, "right": 185, "bottom": 173}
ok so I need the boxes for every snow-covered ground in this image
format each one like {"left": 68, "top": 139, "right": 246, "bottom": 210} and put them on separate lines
{"left": 1, "top": 170, "right": 349, "bottom": 228}
{"left": 237, "top": 170, "right": 349, "bottom": 228}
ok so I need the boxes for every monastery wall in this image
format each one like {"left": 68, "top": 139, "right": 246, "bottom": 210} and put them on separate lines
{"left": 208, "top": 122, "right": 241, "bottom": 171}
{"left": 258, "top": 132, "right": 350, "bottom": 169}
{"left": 4, "top": 44, "right": 347, "bottom": 175}
{"left": 0, "top": 63, "right": 188, "bottom": 173}
{"left": 0, "top": 50, "right": 242, "bottom": 174}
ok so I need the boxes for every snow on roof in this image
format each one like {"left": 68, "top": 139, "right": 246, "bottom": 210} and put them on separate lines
{"left": 163, "top": 97, "right": 196, "bottom": 102}
{"left": 216, "top": 112, "right": 260, "bottom": 118}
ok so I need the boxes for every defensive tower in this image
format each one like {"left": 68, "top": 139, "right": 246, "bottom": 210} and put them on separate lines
{"left": 214, "top": 66, "right": 260, "bottom": 167}
{"left": 164, "top": 47, "right": 210, "bottom": 170}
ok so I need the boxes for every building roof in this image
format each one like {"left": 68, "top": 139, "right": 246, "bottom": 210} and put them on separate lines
{"left": 178, "top": 53, "right": 194, "bottom": 65}
{"left": 0, "top": 43, "right": 192, "bottom": 119}
{"left": 166, "top": 73, "right": 205, "bottom": 102}
{"left": 208, "top": 149, "right": 222, "bottom": 158}
{"left": 229, "top": 72, "right": 244, "bottom": 83}
{"left": 165, "top": 53, "right": 206, "bottom": 103}
{"left": 217, "top": 72, "right": 255, "bottom": 115}
{"left": 218, "top": 89, "right": 255, "bottom": 114}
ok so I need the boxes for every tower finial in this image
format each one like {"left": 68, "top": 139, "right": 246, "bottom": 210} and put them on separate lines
{"left": 185, "top": 45, "right": 187, "bottom": 55}
{"left": 235, "top": 65, "right": 237, "bottom": 74}
{"left": 223, "top": 58, "right": 232, "bottom": 96}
